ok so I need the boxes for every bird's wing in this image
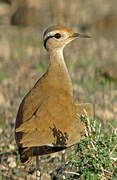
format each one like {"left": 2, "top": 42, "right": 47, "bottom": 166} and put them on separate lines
{"left": 15, "top": 72, "right": 51, "bottom": 131}
{"left": 16, "top": 91, "right": 86, "bottom": 148}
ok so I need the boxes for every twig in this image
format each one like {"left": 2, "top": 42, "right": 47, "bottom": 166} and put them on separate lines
{"left": 64, "top": 171, "right": 80, "bottom": 176}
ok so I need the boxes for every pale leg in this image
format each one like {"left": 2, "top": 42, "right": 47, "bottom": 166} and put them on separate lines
{"left": 36, "top": 156, "right": 41, "bottom": 180}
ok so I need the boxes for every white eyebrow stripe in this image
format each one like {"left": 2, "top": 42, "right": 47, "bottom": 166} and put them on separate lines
{"left": 43, "top": 30, "right": 59, "bottom": 41}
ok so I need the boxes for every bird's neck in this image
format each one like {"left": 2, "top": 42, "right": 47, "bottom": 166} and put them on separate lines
{"left": 48, "top": 48, "right": 73, "bottom": 95}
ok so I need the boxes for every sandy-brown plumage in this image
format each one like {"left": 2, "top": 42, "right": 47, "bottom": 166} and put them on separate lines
{"left": 15, "top": 25, "right": 92, "bottom": 164}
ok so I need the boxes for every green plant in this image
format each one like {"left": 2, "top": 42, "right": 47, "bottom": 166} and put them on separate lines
{"left": 80, "top": 75, "right": 109, "bottom": 94}
{"left": 35, "top": 60, "right": 49, "bottom": 73}
{"left": 0, "top": 120, "right": 7, "bottom": 130}
{"left": 15, "top": 148, "right": 20, "bottom": 167}
{"left": 0, "top": 72, "right": 10, "bottom": 81}
{"left": 12, "top": 32, "right": 42, "bottom": 59}
{"left": 67, "top": 62, "right": 75, "bottom": 70}
{"left": 71, "top": 112, "right": 117, "bottom": 180}
{"left": 79, "top": 57, "right": 92, "bottom": 68}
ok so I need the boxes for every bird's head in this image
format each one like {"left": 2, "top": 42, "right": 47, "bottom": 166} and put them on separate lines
{"left": 43, "top": 25, "right": 90, "bottom": 51}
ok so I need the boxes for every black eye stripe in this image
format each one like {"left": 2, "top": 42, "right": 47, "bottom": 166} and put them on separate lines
{"left": 44, "top": 33, "right": 61, "bottom": 49}
{"left": 44, "top": 35, "right": 54, "bottom": 49}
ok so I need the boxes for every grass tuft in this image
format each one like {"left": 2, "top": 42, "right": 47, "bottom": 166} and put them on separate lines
{"left": 71, "top": 111, "right": 117, "bottom": 179}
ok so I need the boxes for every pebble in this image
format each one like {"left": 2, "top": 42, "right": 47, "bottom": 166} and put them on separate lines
{"left": 9, "top": 161, "right": 16, "bottom": 168}
{"left": 7, "top": 157, "right": 16, "bottom": 168}
{"left": 9, "top": 144, "right": 15, "bottom": 150}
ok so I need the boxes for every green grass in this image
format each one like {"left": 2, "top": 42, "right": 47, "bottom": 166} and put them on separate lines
{"left": 79, "top": 75, "right": 109, "bottom": 94}
{"left": 70, "top": 57, "right": 110, "bottom": 94}
{"left": 15, "top": 148, "right": 21, "bottom": 167}
{"left": 2, "top": 144, "right": 9, "bottom": 150}
{"left": 75, "top": 57, "right": 111, "bottom": 93}
{"left": 67, "top": 62, "right": 75, "bottom": 70}
{"left": 35, "top": 60, "right": 49, "bottom": 73}
{"left": 12, "top": 31, "right": 42, "bottom": 59}
{"left": 0, "top": 120, "right": 7, "bottom": 129}
{"left": 71, "top": 114, "right": 117, "bottom": 179}
{"left": 79, "top": 57, "right": 92, "bottom": 68}
{"left": 0, "top": 72, "right": 10, "bottom": 81}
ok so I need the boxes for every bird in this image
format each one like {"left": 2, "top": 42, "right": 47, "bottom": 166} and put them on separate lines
{"left": 15, "top": 25, "right": 92, "bottom": 173}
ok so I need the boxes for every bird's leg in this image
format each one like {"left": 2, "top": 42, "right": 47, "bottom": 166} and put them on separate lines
{"left": 61, "top": 150, "right": 66, "bottom": 179}
{"left": 61, "top": 150, "right": 65, "bottom": 164}
{"left": 36, "top": 156, "right": 41, "bottom": 180}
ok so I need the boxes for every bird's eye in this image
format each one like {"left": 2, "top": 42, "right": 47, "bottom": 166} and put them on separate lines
{"left": 54, "top": 33, "right": 61, "bottom": 39}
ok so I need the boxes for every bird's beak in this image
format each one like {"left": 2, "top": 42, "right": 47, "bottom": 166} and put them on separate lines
{"left": 72, "top": 32, "right": 91, "bottom": 38}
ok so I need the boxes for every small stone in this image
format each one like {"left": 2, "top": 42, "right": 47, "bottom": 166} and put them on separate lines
{"left": 9, "top": 144, "right": 15, "bottom": 150}
{"left": 9, "top": 161, "right": 16, "bottom": 168}
{"left": 0, "top": 165, "right": 8, "bottom": 170}
{"left": 7, "top": 157, "right": 16, "bottom": 168}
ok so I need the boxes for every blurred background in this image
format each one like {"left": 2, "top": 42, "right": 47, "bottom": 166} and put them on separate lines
{"left": 0, "top": 0, "right": 117, "bottom": 179}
